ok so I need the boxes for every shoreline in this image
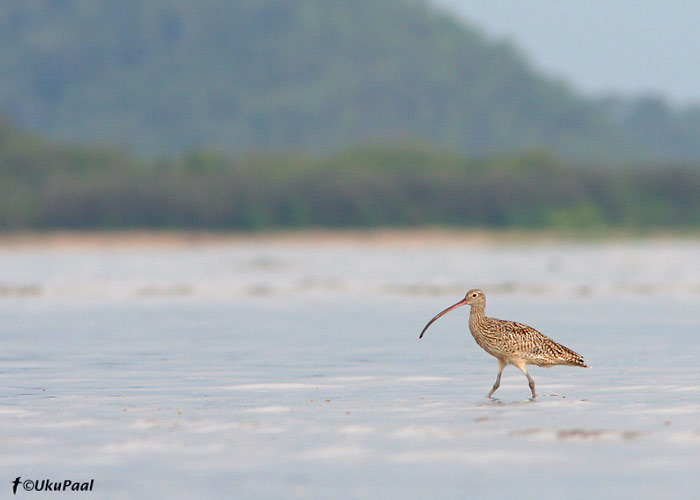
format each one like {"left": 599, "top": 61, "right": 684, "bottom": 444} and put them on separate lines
{"left": 1, "top": 228, "right": 699, "bottom": 249}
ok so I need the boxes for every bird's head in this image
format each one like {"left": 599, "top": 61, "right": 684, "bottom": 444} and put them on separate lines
{"left": 464, "top": 288, "right": 485, "bottom": 306}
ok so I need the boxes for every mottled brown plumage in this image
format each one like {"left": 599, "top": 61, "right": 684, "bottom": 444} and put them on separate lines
{"left": 419, "top": 289, "right": 587, "bottom": 398}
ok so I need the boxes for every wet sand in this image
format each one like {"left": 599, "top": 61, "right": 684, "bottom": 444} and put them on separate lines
{"left": 2, "top": 228, "right": 699, "bottom": 249}
{"left": 1, "top": 232, "right": 699, "bottom": 499}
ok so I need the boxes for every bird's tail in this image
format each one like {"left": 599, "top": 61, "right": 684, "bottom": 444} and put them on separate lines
{"left": 568, "top": 357, "right": 589, "bottom": 368}
{"left": 555, "top": 342, "right": 588, "bottom": 367}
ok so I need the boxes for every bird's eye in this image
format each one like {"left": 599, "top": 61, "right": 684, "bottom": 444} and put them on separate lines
{"left": 471, "top": 293, "right": 477, "bottom": 297}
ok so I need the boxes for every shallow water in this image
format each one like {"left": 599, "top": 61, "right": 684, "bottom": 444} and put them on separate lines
{"left": 0, "top": 237, "right": 699, "bottom": 499}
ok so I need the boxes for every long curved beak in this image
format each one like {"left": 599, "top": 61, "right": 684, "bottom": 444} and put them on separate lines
{"left": 419, "top": 299, "right": 468, "bottom": 338}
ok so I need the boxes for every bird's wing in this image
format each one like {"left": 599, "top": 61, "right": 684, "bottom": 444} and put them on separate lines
{"left": 504, "top": 321, "right": 586, "bottom": 366}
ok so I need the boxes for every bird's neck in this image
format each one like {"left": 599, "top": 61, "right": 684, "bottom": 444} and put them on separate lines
{"left": 468, "top": 303, "right": 486, "bottom": 330}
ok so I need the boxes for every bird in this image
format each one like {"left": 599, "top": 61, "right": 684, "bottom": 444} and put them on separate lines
{"left": 419, "top": 289, "right": 587, "bottom": 398}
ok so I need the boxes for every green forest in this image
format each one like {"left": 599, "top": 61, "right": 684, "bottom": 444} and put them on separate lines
{"left": 2, "top": 114, "right": 699, "bottom": 231}
{"left": 2, "top": 0, "right": 700, "bottom": 162}
{"left": 2, "top": 0, "right": 700, "bottom": 232}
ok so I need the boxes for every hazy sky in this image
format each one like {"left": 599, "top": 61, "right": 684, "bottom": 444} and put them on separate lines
{"left": 431, "top": 0, "right": 700, "bottom": 105}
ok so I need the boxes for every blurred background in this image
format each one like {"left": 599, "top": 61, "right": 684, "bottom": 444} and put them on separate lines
{"left": 1, "top": 0, "right": 699, "bottom": 232}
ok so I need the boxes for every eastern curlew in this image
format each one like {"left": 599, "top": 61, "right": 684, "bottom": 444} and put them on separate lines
{"left": 419, "top": 289, "right": 587, "bottom": 398}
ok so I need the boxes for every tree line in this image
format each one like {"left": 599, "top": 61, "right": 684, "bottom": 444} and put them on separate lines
{"left": 1, "top": 120, "right": 699, "bottom": 231}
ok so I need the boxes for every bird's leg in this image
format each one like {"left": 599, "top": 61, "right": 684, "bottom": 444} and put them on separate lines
{"left": 525, "top": 372, "right": 536, "bottom": 399}
{"left": 514, "top": 361, "right": 536, "bottom": 398}
{"left": 487, "top": 359, "right": 507, "bottom": 398}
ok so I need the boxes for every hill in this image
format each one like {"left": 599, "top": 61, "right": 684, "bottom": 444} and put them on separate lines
{"left": 0, "top": 0, "right": 634, "bottom": 159}
{"left": 595, "top": 95, "right": 700, "bottom": 162}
